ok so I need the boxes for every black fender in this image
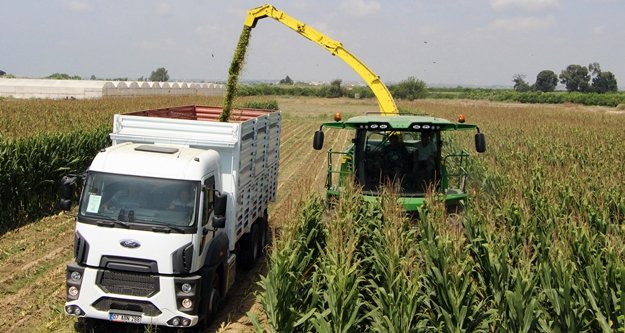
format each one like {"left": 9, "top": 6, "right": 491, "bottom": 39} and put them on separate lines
{"left": 203, "top": 231, "right": 229, "bottom": 268}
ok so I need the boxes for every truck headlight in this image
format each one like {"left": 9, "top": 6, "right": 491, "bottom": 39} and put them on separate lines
{"left": 70, "top": 271, "right": 82, "bottom": 281}
{"left": 181, "top": 283, "right": 192, "bottom": 293}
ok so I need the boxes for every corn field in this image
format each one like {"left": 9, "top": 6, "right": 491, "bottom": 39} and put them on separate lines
{"left": 1, "top": 96, "right": 624, "bottom": 331}
{"left": 254, "top": 100, "right": 625, "bottom": 332}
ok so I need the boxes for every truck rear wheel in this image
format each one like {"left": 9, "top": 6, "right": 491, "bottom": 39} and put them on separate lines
{"left": 239, "top": 224, "right": 260, "bottom": 269}
{"left": 257, "top": 215, "right": 269, "bottom": 255}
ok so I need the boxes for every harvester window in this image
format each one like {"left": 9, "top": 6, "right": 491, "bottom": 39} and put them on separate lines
{"left": 358, "top": 130, "right": 441, "bottom": 195}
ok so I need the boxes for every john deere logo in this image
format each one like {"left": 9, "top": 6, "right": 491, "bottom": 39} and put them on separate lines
{"left": 120, "top": 239, "right": 141, "bottom": 249}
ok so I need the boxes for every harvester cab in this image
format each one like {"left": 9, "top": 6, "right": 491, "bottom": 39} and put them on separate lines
{"left": 313, "top": 113, "right": 486, "bottom": 213}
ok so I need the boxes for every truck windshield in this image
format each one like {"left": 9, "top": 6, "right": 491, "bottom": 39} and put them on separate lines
{"left": 78, "top": 172, "right": 199, "bottom": 228}
{"left": 358, "top": 130, "right": 440, "bottom": 195}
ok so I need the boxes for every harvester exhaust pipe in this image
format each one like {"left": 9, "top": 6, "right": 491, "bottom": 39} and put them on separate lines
{"left": 475, "top": 127, "right": 486, "bottom": 153}
{"left": 313, "top": 127, "right": 325, "bottom": 150}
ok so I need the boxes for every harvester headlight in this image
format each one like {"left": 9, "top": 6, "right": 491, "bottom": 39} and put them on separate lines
{"left": 412, "top": 125, "right": 420, "bottom": 130}
{"left": 68, "top": 286, "right": 79, "bottom": 297}
{"left": 379, "top": 124, "right": 388, "bottom": 129}
{"left": 70, "top": 271, "right": 81, "bottom": 281}
{"left": 181, "top": 298, "right": 193, "bottom": 309}
{"left": 370, "top": 124, "right": 378, "bottom": 129}
{"left": 182, "top": 318, "right": 191, "bottom": 326}
{"left": 171, "top": 318, "right": 180, "bottom": 326}
{"left": 181, "top": 283, "right": 192, "bottom": 293}
{"left": 422, "top": 125, "right": 431, "bottom": 129}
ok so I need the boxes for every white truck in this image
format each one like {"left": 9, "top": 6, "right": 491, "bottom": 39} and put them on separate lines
{"left": 60, "top": 105, "right": 281, "bottom": 330}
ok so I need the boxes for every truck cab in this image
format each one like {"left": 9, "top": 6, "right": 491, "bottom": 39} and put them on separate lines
{"left": 313, "top": 113, "right": 485, "bottom": 213}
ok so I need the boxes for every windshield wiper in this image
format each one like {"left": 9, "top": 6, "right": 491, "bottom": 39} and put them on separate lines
{"left": 151, "top": 224, "right": 187, "bottom": 234}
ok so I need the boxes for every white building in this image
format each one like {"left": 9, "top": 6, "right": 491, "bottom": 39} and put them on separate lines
{"left": 0, "top": 78, "right": 224, "bottom": 99}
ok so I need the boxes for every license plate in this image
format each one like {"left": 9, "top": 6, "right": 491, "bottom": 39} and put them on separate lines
{"left": 109, "top": 312, "right": 142, "bottom": 324}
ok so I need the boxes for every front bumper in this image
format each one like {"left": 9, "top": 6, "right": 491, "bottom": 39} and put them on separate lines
{"left": 64, "top": 262, "right": 202, "bottom": 328}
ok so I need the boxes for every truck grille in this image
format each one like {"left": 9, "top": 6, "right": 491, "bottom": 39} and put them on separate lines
{"left": 92, "top": 297, "right": 161, "bottom": 316}
{"left": 96, "top": 270, "right": 160, "bottom": 297}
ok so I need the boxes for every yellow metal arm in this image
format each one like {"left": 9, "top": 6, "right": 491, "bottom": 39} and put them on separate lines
{"left": 245, "top": 4, "right": 398, "bottom": 115}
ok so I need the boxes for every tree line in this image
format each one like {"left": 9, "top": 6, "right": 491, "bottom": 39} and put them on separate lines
{"left": 258, "top": 75, "right": 428, "bottom": 100}
{"left": 513, "top": 62, "right": 618, "bottom": 93}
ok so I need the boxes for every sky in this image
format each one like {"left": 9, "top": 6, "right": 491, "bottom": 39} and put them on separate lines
{"left": 1, "top": 0, "right": 624, "bottom": 89}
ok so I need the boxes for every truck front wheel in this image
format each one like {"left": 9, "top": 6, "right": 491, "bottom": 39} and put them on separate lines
{"left": 74, "top": 318, "right": 98, "bottom": 332}
{"left": 197, "top": 271, "right": 222, "bottom": 330}
{"left": 208, "top": 274, "right": 221, "bottom": 316}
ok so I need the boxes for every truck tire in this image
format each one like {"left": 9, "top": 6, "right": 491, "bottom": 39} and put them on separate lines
{"left": 257, "top": 216, "right": 269, "bottom": 256}
{"left": 208, "top": 274, "right": 222, "bottom": 316}
{"left": 74, "top": 318, "right": 98, "bottom": 332}
{"left": 197, "top": 268, "right": 222, "bottom": 330}
{"left": 239, "top": 224, "right": 259, "bottom": 269}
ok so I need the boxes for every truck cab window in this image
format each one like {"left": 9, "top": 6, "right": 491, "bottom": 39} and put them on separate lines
{"left": 78, "top": 172, "right": 199, "bottom": 228}
{"left": 202, "top": 176, "right": 216, "bottom": 226}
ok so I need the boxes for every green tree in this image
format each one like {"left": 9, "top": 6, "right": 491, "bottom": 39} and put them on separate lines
{"left": 390, "top": 76, "right": 428, "bottom": 100}
{"left": 279, "top": 75, "right": 294, "bottom": 85}
{"left": 559, "top": 64, "right": 590, "bottom": 92}
{"left": 89, "top": 74, "right": 97, "bottom": 80}
{"left": 534, "top": 70, "right": 558, "bottom": 92}
{"left": 0, "top": 70, "right": 6, "bottom": 76}
{"left": 149, "top": 67, "right": 169, "bottom": 82}
{"left": 325, "top": 79, "right": 344, "bottom": 98}
{"left": 47, "top": 73, "right": 81, "bottom": 80}
{"left": 512, "top": 74, "right": 531, "bottom": 92}
{"left": 591, "top": 71, "right": 618, "bottom": 93}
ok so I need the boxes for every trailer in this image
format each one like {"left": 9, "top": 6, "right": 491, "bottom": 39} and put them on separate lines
{"left": 61, "top": 105, "right": 281, "bottom": 330}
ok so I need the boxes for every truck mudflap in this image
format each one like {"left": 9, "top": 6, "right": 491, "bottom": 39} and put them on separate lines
{"left": 65, "top": 263, "right": 206, "bottom": 328}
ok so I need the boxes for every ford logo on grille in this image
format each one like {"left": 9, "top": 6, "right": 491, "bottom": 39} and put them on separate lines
{"left": 120, "top": 239, "right": 141, "bottom": 249}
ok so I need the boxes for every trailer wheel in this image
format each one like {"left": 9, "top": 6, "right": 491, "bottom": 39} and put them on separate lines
{"left": 239, "top": 224, "right": 259, "bottom": 269}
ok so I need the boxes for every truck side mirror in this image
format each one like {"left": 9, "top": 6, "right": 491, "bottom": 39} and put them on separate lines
{"left": 475, "top": 133, "right": 486, "bottom": 153}
{"left": 313, "top": 130, "right": 324, "bottom": 150}
{"left": 212, "top": 192, "right": 227, "bottom": 229}
{"left": 59, "top": 175, "right": 76, "bottom": 211}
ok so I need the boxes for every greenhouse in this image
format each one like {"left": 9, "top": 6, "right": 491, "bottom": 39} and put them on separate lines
{"left": 0, "top": 78, "right": 224, "bottom": 99}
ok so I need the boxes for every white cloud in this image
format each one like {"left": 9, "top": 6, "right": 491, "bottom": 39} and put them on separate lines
{"left": 155, "top": 2, "right": 171, "bottom": 16}
{"left": 489, "top": 15, "right": 556, "bottom": 31}
{"left": 491, "top": 0, "right": 559, "bottom": 11}
{"left": 63, "top": 0, "right": 93, "bottom": 12}
{"left": 340, "top": 0, "right": 381, "bottom": 17}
